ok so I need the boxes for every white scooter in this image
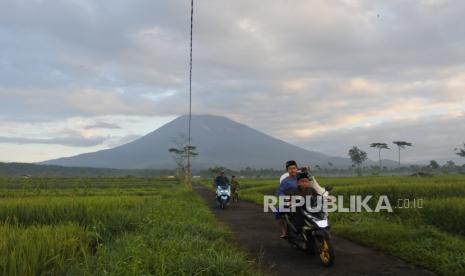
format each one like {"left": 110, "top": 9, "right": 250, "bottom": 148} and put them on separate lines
{"left": 216, "top": 185, "right": 231, "bottom": 209}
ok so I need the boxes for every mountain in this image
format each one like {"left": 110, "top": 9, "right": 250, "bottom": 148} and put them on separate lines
{"left": 41, "top": 114, "right": 389, "bottom": 170}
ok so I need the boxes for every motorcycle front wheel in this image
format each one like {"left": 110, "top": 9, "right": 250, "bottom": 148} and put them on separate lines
{"left": 318, "top": 238, "right": 335, "bottom": 267}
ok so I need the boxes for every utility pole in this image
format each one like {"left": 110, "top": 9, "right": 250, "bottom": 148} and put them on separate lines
{"left": 186, "top": 0, "right": 194, "bottom": 189}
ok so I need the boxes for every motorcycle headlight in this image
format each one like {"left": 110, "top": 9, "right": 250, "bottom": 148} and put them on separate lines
{"left": 315, "top": 220, "right": 328, "bottom": 228}
{"left": 303, "top": 209, "right": 326, "bottom": 220}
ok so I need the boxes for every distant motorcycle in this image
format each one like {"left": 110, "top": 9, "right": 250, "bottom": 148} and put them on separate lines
{"left": 283, "top": 187, "right": 335, "bottom": 267}
{"left": 216, "top": 185, "right": 231, "bottom": 209}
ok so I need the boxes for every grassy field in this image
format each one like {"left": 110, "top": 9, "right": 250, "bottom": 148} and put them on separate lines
{"left": 0, "top": 177, "right": 256, "bottom": 275}
{"left": 208, "top": 175, "right": 465, "bottom": 275}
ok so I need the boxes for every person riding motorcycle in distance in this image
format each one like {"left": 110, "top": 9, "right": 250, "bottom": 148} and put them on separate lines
{"left": 276, "top": 160, "right": 299, "bottom": 239}
{"left": 214, "top": 170, "right": 230, "bottom": 188}
{"left": 231, "top": 175, "right": 240, "bottom": 201}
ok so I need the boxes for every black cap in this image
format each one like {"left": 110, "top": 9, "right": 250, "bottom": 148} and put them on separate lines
{"left": 285, "top": 160, "right": 298, "bottom": 169}
{"left": 297, "top": 171, "right": 309, "bottom": 181}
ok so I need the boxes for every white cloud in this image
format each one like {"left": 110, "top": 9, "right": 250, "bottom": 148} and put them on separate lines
{"left": 295, "top": 114, "right": 465, "bottom": 164}
{"left": 0, "top": 0, "right": 464, "bottom": 163}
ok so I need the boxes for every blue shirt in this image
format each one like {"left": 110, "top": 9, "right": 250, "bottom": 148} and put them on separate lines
{"left": 215, "top": 175, "right": 229, "bottom": 187}
{"left": 277, "top": 176, "right": 298, "bottom": 196}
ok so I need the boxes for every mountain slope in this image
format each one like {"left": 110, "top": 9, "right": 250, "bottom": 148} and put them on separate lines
{"left": 42, "top": 114, "right": 382, "bottom": 170}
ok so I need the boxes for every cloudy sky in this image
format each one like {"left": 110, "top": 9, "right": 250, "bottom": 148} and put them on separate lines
{"left": 1, "top": 0, "right": 464, "bottom": 164}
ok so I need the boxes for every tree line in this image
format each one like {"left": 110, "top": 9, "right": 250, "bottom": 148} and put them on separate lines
{"left": 348, "top": 142, "right": 465, "bottom": 176}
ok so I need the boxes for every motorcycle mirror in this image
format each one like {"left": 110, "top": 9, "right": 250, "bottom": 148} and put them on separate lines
{"left": 325, "top": 185, "right": 333, "bottom": 192}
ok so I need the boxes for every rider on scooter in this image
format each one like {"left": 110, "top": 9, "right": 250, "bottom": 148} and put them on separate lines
{"left": 215, "top": 170, "right": 229, "bottom": 188}
{"left": 276, "top": 160, "right": 299, "bottom": 239}
{"left": 276, "top": 163, "right": 328, "bottom": 238}
{"left": 285, "top": 171, "right": 319, "bottom": 231}
{"left": 280, "top": 166, "right": 326, "bottom": 196}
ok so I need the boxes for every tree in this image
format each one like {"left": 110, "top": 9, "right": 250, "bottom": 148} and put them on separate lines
{"left": 392, "top": 141, "right": 413, "bottom": 167}
{"left": 208, "top": 166, "right": 227, "bottom": 175}
{"left": 429, "top": 160, "right": 440, "bottom": 170}
{"left": 455, "top": 143, "right": 465, "bottom": 158}
{"left": 370, "top": 143, "right": 390, "bottom": 168}
{"left": 348, "top": 146, "right": 368, "bottom": 176}
{"left": 168, "top": 134, "right": 198, "bottom": 189}
{"left": 442, "top": 160, "right": 456, "bottom": 174}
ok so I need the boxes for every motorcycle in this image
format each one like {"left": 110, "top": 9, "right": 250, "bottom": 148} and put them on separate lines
{"left": 216, "top": 185, "right": 231, "bottom": 209}
{"left": 283, "top": 187, "right": 335, "bottom": 267}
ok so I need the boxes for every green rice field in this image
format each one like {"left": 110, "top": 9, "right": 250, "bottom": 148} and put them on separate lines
{"left": 0, "top": 177, "right": 256, "bottom": 275}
